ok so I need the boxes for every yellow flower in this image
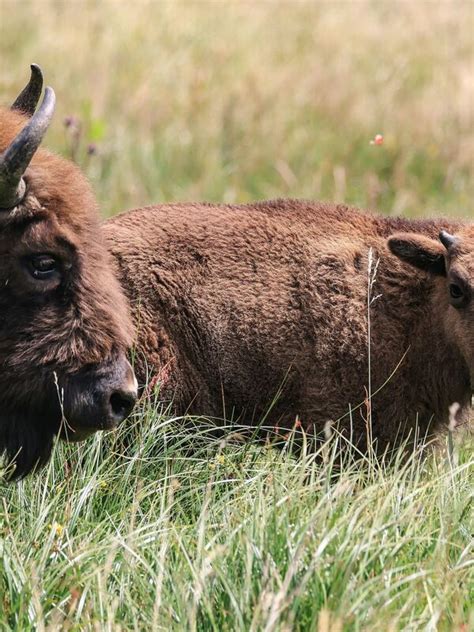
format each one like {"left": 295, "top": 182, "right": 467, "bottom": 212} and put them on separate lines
{"left": 209, "top": 454, "right": 225, "bottom": 470}
{"left": 49, "top": 522, "right": 64, "bottom": 537}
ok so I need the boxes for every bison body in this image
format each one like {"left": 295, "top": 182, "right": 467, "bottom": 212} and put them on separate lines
{"left": 104, "top": 200, "right": 472, "bottom": 450}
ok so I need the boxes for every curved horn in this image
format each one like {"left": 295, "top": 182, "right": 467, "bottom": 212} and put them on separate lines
{"left": 0, "top": 87, "right": 56, "bottom": 210}
{"left": 11, "top": 64, "right": 44, "bottom": 117}
{"left": 439, "top": 230, "right": 457, "bottom": 250}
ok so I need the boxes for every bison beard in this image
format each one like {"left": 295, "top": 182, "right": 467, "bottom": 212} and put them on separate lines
{"left": 0, "top": 358, "right": 135, "bottom": 479}
{"left": 0, "top": 411, "right": 57, "bottom": 480}
{"left": 0, "top": 379, "right": 61, "bottom": 479}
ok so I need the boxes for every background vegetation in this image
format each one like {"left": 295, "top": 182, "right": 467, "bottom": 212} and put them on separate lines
{"left": 0, "top": 1, "right": 473, "bottom": 630}
{"left": 1, "top": 1, "right": 473, "bottom": 218}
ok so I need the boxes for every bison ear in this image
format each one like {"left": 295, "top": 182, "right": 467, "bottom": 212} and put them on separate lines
{"left": 387, "top": 232, "right": 446, "bottom": 276}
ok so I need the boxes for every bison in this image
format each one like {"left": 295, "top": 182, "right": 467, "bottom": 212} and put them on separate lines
{"left": 105, "top": 201, "right": 472, "bottom": 454}
{"left": 1, "top": 66, "right": 472, "bottom": 477}
{"left": 0, "top": 66, "right": 137, "bottom": 478}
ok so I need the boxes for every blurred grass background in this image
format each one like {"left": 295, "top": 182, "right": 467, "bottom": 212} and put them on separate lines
{"left": 1, "top": 0, "right": 473, "bottom": 219}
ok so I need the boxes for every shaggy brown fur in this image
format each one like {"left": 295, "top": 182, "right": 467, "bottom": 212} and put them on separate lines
{"left": 104, "top": 200, "right": 473, "bottom": 451}
{"left": 0, "top": 106, "right": 135, "bottom": 478}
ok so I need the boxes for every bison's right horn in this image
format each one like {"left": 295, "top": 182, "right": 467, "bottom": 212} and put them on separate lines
{"left": 439, "top": 230, "right": 457, "bottom": 250}
{"left": 11, "top": 64, "right": 44, "bottom": 117}
{"left": 0, "top": 86, "right": 56, "bottom": 211}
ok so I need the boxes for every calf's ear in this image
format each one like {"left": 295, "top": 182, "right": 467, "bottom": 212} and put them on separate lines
{"left": 387, "top": 232, "right": 446, "bottom": 276}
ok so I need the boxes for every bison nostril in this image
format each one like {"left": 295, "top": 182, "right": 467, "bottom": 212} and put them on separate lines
{"left": 109, "top": 390, "right": 136, "bottom": 421}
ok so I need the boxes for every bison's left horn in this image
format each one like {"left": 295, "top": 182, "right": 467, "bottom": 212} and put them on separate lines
{"left": 439, "top": 230, "right": 457, "bottom": 250}
{"left": 0, "top": 86, "right": 56, "bottom": 210}
{"left": 11, "top": 64, "right": 44, "bottom": 117}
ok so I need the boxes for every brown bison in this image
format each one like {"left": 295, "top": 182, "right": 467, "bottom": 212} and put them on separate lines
{"left": 1, "top": 66, "right": 472, "bottom": 476}
{"left": 105, "top": 201, "right": 472, "bottom": 453}
{"left": 0, "top": 66, "right": 137, "bottom": 478}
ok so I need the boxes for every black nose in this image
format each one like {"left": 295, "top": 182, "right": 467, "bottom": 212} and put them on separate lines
{"left": 63, "top": 356, "right": 138, "bottom": 435}
{"left": 107, "top": 388, "right": 137, "bottom": 425}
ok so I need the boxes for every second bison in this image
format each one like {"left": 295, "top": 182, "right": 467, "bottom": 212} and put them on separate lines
{"left": 105, "top": 198, "right": 473, "bottom": 450}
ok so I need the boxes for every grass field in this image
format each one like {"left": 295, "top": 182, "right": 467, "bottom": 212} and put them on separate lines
{"left": 0, "top": 409, "right": 472, "bottom": 631}
{"left": 0, "top": 1, "right": 473, "bottom": 630}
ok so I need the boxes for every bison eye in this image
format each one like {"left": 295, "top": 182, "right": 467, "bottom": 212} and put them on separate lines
{"left": 449, "top": 283, "right": 466, "bottom": 307}
{"left": 28, "top": 254, "right": 57, "bottom": 280}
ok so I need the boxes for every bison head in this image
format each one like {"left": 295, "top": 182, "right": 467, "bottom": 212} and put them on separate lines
{"left": 0, "top": 66, "right": 137, "bottom": 478}
{"left": 388, "top": 225, "right": 474, "bottom": 388}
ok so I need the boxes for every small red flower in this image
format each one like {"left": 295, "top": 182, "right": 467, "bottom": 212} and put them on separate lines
{"left": 370, "top": 134, "right": 384, "bottom": 146}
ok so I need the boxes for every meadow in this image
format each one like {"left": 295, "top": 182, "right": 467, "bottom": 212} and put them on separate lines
{"left": 0, "top": 1, "right": 473, "bottom": 630}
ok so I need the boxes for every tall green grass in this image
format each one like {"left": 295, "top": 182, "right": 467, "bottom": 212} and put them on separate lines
{"left": 0, "top": 400, "right": 472, "bottom": 630}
